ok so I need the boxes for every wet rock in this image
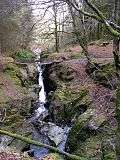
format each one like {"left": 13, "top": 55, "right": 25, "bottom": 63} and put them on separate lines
{"left": 27, "top": 64, "right": 37, "bottom": 81}
{"left": 66, "top": 109, "right": 95, "bottom": 153}
{"left": 35, "top": 103, "right": 48, "bottom": 120}
{"left": 49, "top": 86, "right": 90, "bottom": 125}
{"left": 34, "top": 121, "right": 69, "bottom": 149}
{"left": 28, "top": 84, "right": 41, "bottom": 100}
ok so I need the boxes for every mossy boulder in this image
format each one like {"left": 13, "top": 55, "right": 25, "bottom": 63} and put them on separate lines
{"left": 86, "top": 63, "right": 117, "bottom": 89}
{"left": 49, "top": 86, "right": 90, "bottom": 124}
{"left": 65, "top": 109, "right": 94, "bottom": 153}
{"left": 3, "top": 62, "right": 38, "bottom": 88}
{"left": 102, "top": 137, "right": 117, "bottom": 160}
{"left": 48, "top": 63, "right": 75, "bottom": 84}
{"left": 0, "top": 98, "right": 34, "bottom": 151}
{"left": 3, "top": 63, "right": 23, "bottom": 86}
{"left": 66, "top": 111, "right": 116, "bottom": 160}
{"left": 74, "top": 136, "right": 102, "bottom": 160}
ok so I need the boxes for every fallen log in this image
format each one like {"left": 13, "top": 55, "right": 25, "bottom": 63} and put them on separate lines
{"left": 0, "top": 129, "right": 87, "bottom": 160}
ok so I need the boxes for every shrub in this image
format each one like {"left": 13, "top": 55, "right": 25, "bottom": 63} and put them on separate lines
{"left": 15, "top": 50, "right": 35, "bottom": 62}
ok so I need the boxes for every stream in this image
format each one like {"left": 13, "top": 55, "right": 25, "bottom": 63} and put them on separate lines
{"left": 29, "top": 49, "right": 69, "bottom": 159}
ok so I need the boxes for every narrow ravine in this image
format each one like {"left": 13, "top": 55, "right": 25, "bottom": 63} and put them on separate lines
{"left": 28, "top": 49, "right": 69, "bottom": 159}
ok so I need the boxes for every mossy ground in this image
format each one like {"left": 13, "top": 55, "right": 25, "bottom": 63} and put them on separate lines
{"left": 43, "top": 153, "right": 64, "bottom": 160}
{"left": 0, "top": 57, "right": 36, "bottom": 152}
{"left": 14, "top": 49, "right": 35, "bottom": 62}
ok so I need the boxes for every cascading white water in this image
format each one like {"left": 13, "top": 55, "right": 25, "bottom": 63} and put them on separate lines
{"left": 33, "top": 48, "right": 47, "bottom": 118}
{"left": 30, "top": 47, "right": 70, "bottom": 159}
{"left": 37, "top": 63, "right": 46, "bottom": 103}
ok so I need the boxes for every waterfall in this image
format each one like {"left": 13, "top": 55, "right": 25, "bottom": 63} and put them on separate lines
{"left": 30, "top": 47, "right": 70, "bottom": 159}
{"left": 33, "top": 48, "right": 47, "bottom": 118}
{"left": 38, "top": 63, "right": 46, "bottom": 103}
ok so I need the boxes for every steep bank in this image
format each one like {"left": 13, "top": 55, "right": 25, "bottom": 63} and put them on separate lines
{"left": 41, "top": 46, "right": 117, "bottom": 160}
{"left": 0, "top": 56, "right": 38, "bottom": 158}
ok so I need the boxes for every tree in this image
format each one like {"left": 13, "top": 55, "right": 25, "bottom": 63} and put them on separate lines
{"left": 52, "top": 0, "right": 60, "bottom": 52}
{"left": 112, "top": 0, "right": 120, "bottom": 72}
{"left": 68, "top": 1, "right": 90, "bottom": 61}
{"left": 57, "top": 0, "right": 120, "bottom": 70}
{"left": 0, "top": 0, "right": 33, "bottom": 55}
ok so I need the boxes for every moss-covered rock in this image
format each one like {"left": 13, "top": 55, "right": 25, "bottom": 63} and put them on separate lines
{"left": 102, "top": 137, "right": 117, "bottom": 160}
{"left": 0, "top": 59, "right": 37, "bottom": 152}
{"left": 86, "top": 63, "right": 117, "bottom": 89}
{"left": 3, "top": 63, "right": 23, "bottom": 86}
{"left": 44, "top": 62, "right": 91, "bottom": 124}
{"left": 0, "top": 97, "right": 34, "bottom": 151}
{"left": 49, "top": 86, "right": 90, "bottom": 124}
{"left": 74, "top": 136, "right": 102, "bottom": 160}
{"left": 66, "top": 109, "right": 94, "bottom": 153}
{"left": 42, "top": 153, "right": 64, "bottom": 160}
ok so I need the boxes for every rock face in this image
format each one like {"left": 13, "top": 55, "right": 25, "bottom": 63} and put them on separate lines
{"left": 0, "top": 60, "right": 38, "bottom": 152}
{"left": 42, "top": 56, "right": 117, "bottom": 160}
{"left": 43, "top": 62, "right": 91, "bottom": 125}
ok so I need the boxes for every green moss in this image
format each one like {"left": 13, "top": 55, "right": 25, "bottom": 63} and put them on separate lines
{"left": 53, "top": 86, "right": 89, "bottom": 122}
{"left": 66, "top": 109, "right": 94, "bottom": 153}
{"left": 102, "top": 138, "right": 117, "bottom": 160}
{"left": 15, "top": 50, "right": 35, "bottom": 62}
{"left": 43, "top": 153, "right": 64, "bottom": 160}
{"left": 3, "top": 63, "right": 22, "bottom": 86}
{"left": 0, "top": 88, "right": 11, "bottom": 103}
{"left": 101, "top": 63, "right": 114, "bottom": 77}
{"left": 70, "top": 52, "right": 84, "bottom": 59}
{"left": 2, "top": 111, "right": 24, "bottom": 132}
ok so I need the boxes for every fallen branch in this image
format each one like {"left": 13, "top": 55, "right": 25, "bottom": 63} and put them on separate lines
{"left": 0, "top": 129, "right": 87, "bottom": 160}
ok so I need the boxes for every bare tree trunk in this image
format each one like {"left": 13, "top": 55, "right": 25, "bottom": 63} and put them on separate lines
{"left": 68, "top": 3, "right": 90, "bottom": 62}
{"left": 53, "top": 1, "right": 59, "bottom": 53}
{"left": 113, "top": 0, "right": 120, "bottom": 72}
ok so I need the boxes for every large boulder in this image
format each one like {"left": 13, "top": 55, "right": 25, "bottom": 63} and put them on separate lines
{"left": 43, "top": 63, "right": 91, "bottom": 125}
